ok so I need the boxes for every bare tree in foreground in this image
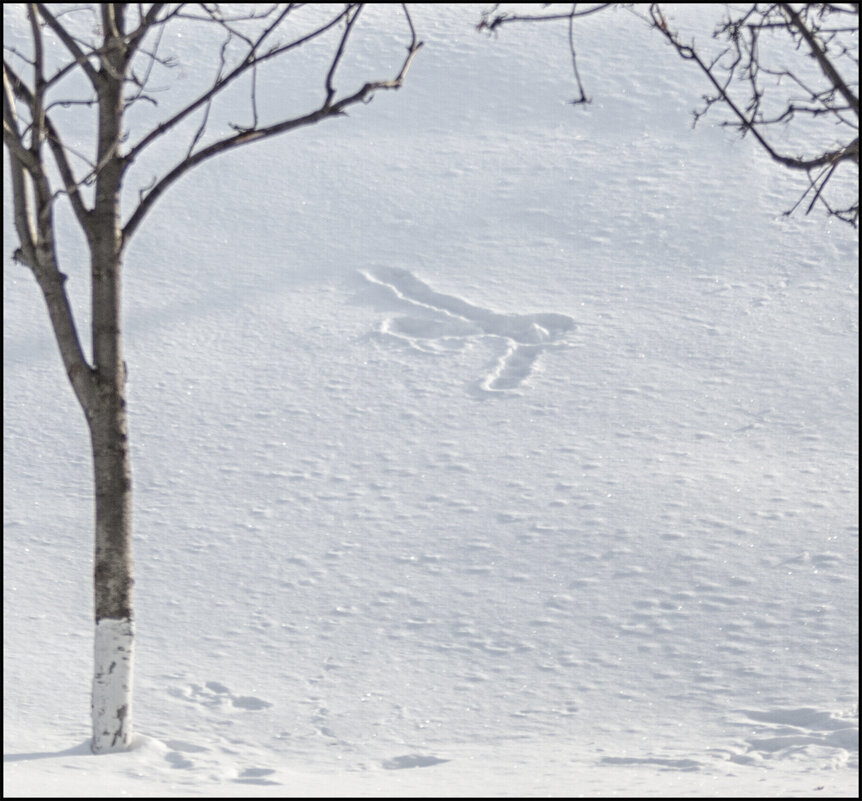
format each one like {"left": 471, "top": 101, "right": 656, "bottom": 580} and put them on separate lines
{"left": 479, "top": 3, "right": 859, "bottom": 226}
{"left": 3, "top": 2, "right": 421, "bottom": 754}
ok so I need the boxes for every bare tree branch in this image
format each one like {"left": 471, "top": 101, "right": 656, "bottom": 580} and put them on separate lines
{"left": 3, "top": 64, "right": 38, "bottom": 262}
{"left": 123, "top": 5, "right": 351, "bottom": 169}
{"left": 4, "top": 12, "right": 94, "bottom": 409}
{"left": 779, "top": 3, "right": 859, "bottom": 115}
{"left": 477, "top": 3, "right": 613, "bottom": 32}
{"left": 123, "top": 4, "right": 423, "bottom": 244}
{"left": 649, "top": 3, "right": 858, "bottom": 224}
{"left": 34, "top": 2, "right": 101, "bottom": 87}
{"left": 478, "top": 3, "right": 612, "bottom": 105}
{"left": 326, "top": 4, "right": 364, "bottom": 106}
{"left": 479, "top": 2, "right": 859, "bottom": 225}
{"left": 4, "top": 56, "right": 92, "bottom": 230}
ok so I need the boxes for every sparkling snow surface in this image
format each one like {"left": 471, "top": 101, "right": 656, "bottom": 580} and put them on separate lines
{"left": 3, "top": 5, "right": 858, "bottom": 797}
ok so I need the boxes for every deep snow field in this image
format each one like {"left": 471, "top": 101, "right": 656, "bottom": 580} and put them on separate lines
{"left": 3, "top": 4, "right": 858, "bottom": 797}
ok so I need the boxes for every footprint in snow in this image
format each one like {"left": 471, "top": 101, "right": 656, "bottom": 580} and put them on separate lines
{"left": 360, "top": 266, "right": 577, "bottom": 393}
{"left": 382, "top": 754, "right": 451, "bottom": 770}
{"left": 168, "top": 680, "right": 273, "bottom": 711}
{"left": 233, "top": 767, "right": 281, "bottom": 785}
{"left": 729, "top": 707, "right": 858, "bottom": 766}
{"left": 599, "top": 756, "right": 702, "bottom": 772}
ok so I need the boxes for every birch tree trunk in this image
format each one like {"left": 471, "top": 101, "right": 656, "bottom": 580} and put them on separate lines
{"left": 88, "top": 15, "right": 135, "bottom": 752}
{"left": 89, "top": 364, "right": 134, "bottom": 754}
{"left": 4, "top": 8, "right": 135, "bottom": 749}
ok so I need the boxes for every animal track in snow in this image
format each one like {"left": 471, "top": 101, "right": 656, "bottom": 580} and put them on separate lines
{"left": 149, "top": 736, "right": 282, "bottom": 785}
{"left": 232, "top": 767, "right": 280, "bottom": 785}
{"left": 726, "top": 707, "right": 859, "bottom": 768}
{"left": 360, "top": 267, "right": 577, "bottom": 393}
{"left": 167, "top": 681, "right": 273, "bottom": 711}
{"left": 382, "top": 754, "right": 451, "bottom": 770}
{"left": 599, "top": 756, "right": 702, "bottom": 772}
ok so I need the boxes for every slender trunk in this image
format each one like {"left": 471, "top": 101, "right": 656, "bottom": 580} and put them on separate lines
{"left": 87, "top": 232, "right": 135, "bottom": 754}
{"left": 89, "top": 383, "right": 134, "bottom": 753}
{"left": 88, "top": 12, "right": 135, "bottom": 753}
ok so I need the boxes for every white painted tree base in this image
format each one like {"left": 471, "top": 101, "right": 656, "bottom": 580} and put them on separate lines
{"left": 91, "top": 618, "right": 134, "bottom": 754}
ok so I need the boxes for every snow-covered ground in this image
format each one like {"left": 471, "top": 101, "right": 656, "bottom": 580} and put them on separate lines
{"left": 3, "top": 4, "right": 858, "bottom": 797}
